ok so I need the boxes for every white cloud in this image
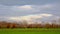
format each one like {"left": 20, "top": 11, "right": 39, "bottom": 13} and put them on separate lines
{"left": 40, "top": 14, "right": 53, "bottom": 17}
{"left": 11, "top": 4, "right": 53, "bottom": 12}
{"left": 8, "top": 14, "right": 53, "bottom": 21}
{"left": 17, "top": 5, "right": 32, "bottom": 10}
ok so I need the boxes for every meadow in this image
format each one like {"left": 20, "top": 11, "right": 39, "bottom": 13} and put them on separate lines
{"left": 0, "top": 28, "right": 60, "bottom": 34}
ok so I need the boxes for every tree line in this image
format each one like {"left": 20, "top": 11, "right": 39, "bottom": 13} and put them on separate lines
{"left": 0, "top": 21, "right": 60, "bottom": 28}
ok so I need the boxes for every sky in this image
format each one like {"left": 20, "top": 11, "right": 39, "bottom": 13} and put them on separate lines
{"left": 0, "top": 0, "right": 60, "bottom": 22}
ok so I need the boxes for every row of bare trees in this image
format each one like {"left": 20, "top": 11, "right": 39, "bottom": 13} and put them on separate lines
{"left": 0, "top": 21, "right": 60, "bottom": 28}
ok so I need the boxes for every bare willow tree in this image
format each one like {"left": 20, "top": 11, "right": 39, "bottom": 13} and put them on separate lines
{"left": 20, "top": 20, "right": 28, "bottom": 28}
{"left": 45, "top": 23, "right": 51, "bottom": 28}
{"left": 12, "top": 23, "right": 16, "bottom": 28}
{"left": 7, "top": 23, "right": 11, "bottom": 28}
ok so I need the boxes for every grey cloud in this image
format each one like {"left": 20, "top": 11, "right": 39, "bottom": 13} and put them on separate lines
{"left": 0, "top": 0, "right": 60, "bottom": 6}
{"left": 0, "top": 3, "right": 60, "bottom": 16}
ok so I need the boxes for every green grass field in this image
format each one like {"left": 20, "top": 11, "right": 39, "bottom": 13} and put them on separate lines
{"left": 0, "top": 28, "right": 60, "bottom": 34}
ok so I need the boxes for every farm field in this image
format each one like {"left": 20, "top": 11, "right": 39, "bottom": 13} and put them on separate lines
{"left": 0, "top": 28, "right": 60, "bottom": 34}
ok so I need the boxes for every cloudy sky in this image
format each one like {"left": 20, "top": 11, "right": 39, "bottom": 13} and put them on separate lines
{"left": 0, "top": 0, "right": 60, "bottom": 22}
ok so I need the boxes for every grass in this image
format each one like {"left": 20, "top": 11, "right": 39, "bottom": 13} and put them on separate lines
{"left": 0, "top": 28, "right": 60, "bottom": 34}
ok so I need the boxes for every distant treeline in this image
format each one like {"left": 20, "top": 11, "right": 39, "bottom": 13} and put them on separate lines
{"left": 0, "top": 21, "right": 60, "bottom": 28}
